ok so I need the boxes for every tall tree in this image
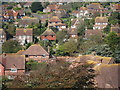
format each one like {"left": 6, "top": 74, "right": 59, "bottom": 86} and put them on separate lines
{"left": 2, "top": 40, "right": 22, "bottom": 53}
{"left": 30, "top": 2, "right": 43, "bottom": 13}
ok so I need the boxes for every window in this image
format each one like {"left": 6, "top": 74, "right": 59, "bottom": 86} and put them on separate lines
{"left": 10, "top": 68, "right": 17, "bottom": 72}
{"left": 42, "top": 54, "right": 46, "bottom": 58}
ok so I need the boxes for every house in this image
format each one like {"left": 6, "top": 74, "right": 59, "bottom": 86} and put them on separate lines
{"left": 15, "top": 28, "right": 33, "bottom": 45}
{"left": 93, "top": 17, "right": 108, "bottom": 30}
{"left": 68, "top": 28, "right": 78, "bottom": 39}
{"left": 0, "top": 54, "right": 25, "bottom": 78}
{"left": 2, "top": 10, "right": 19, "bottom": 20}
{"left": 24, "top": 2, "right": 32, "bottom": 8}
{"left": 17, "top": 16, "right": 39, "bottom": 27}
{"left": 22, "top": 44, "right": 49, "bottom": 62}
{"left": 111, "top": 26, "right": 120, "bottom": 36}
{"left": 54, "top": 9, "right": 68, "bottom": 18}
{"left": 71, "top": 10, "right": 80, "bottom": 18}
{"left": 79, "top": 7, "right": 89, "bottom": 17}
{"left": 48, "top": 16, "right": 66, "bottom": 30}
{"left": 43, "top": 4, "right": 60, "bottom": 13}
{"left": 87, "top": 3, "right": 103, "bottom": 13}
{"left": 15, "top": 9, "right": 25, "bottom": 18}
{"left": 85, "top": 29, "right": 103, "bottom": 39}
{"left": 94, "top": 64, "right": 120, "bottom": 88}
{"left": 110, "top": 3, "right": 120, "bottom": 12}
{"left": 41, "top": 28, "right": 56, "bottom": 40}
{"left": 0, "top": 28, "right": 6, "bottom": 44}
{"left": 71, "top": 19, "right": 80, "bottom": 29}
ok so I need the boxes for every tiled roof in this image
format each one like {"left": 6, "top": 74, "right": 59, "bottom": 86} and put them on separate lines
{"left": 0, "top": 28, "right": 6, "bottom": 35}
{"left": 85, "top": 29, "right": 103, "bottom": 38}
{"left": 95, "top": 17, "right": 108, "bottom": 23}
{"left": 49, "top": 16, "right": 61, "bottom": 22}
{"left": 112, "top": 4, "right": 120, "bottom": 10}
{"left": 80, "top": 7, "right": 87, "bottom": 10}
{"left": 16, "top": 28, "right": 33, "bottom": 36}
{"left": 47, "top": 4, "right": 60, "bottom": 10}
{"left": 87, "top": 3, "right": 102, "bottom": 9}
{"left": 111, "top": 26, "right": 120, "bottom": 33}
{"left": 68, "top": 28, "right": 78, "bottom": 35}
{"left": 41, "top": 28, "right": 56, "bottom": 36}
{"left": 95, "top": 64, "right": 120, "bottom": 88}
{"left": 0, "top": 54, "right": 25, "bottom": 70}
{"left": 22, "top": 44, "right": 49, "bottom": 56}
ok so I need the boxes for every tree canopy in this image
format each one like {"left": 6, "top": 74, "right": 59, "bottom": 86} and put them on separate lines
{"left": 2, "top": 40, "right": 22, "bottom": 53}
{"left": 30, "top": 2, "right": 43, "bottom": 13}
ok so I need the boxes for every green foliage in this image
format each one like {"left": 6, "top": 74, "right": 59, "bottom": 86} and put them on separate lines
{"left": 84, "top": 18, "right": 94, "bottom": 29}
{"left": 114, "top": 45, "right": 120, "bottom": 63}
{"left": 26, "top": 60, "right": 43, "bottom": 71}
{"left": 77, "top": 20, "right": 85, "bottom": 36}
{"left": 86, "top": 44, "right": 113, "bottom": 57}
{"left": 5, "top": 24, "right": 16, "bottom": 37}
{"left": 108, "top": 12, "right": 120, "bottom": 25}
{"left": 105, "top": 32, "right": 119, "bottom": 52}
{"left": 7, "top": 6, "right": 13, "bottom": 9}
{"left": 2, "top": 40, "right": 22, "bottom": 53}
{"left": 30, "top": 2, "right": 43, "bottom": 13}
{"left": 13, "top": 7, "right": 21, "bottom": 10}
{"left": 103, "top": 24, "right": 111, "bottom": 34}
{"left": 56, "top": 31, "right": 67, "bottom": 44}
{"left": 63, "top": 40, "right": 78, "bottom": 56}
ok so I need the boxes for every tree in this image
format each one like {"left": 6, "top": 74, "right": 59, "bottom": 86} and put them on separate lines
{"left": 5, "top": 24, "right": 16, "bottom": 38}
{"left": 30, "top": 2, "right": 43, "bottom": 13}
{"left": 103, "top": 24, "right": 111, "bottom": 34}
{"left": 2, "top": 40, "right": 22, "bottom": 53}
{"left": 63, "top": 40, "right": 77, "bottom": 56}
{"left": 56, "top": 31, "right": 67, "bottom": 44}
{"left": 4, "top": 61, "right": 96, "bottom": 88}
{"left": 105, "top": 32, "right": 119, "bottom": 52}
{"left": 114, "top": 44, "right": 120, "bottom": 63}
{"left": 86, "top": 44, "right": 113, "bottom": 57}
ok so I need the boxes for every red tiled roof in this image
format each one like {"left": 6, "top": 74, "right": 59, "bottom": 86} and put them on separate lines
{"left": 41, "top": 28, "right": 56, "bottom": 36}
{"left": 49, "top": 16, "right": 61, "bottom": 22}
{"left": 47, "top": 4, "right": 60, "bottom": 10}
{"left": 0, "top": 54, "right": 25, "bottom": 70}
{"left": 22, "top": 44, "right": 49, "bottom": 56}
{"left": 16, "top": 28, "right": 33, "bottom": 36}
{"left": 80, "top": 7, "right": 87, "bottom": 10}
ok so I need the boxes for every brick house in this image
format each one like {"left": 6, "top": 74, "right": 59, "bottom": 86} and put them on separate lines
{"left": 71, "top": 19, "right": 80, "bottom": 29}
{"left": 68, "top": 28, "right": 78, "bottom": 39}
{"left": 93, "top": 17, "right": 108, "bottom": 30}
{"left": 85, "top": 29, "right": 103, "bottom": 39}
{"left": 17, "top": 16, "right": 39, "bottom": 27}
{"left": 111, "top": 26, "right": 120, "bottom": 36}
{"left": 87, "top": 3, "right": 102, "bottom": 13}
{"left": 41, "top": 28, "right": 56, "bottom": 40}
{"left": 43, "top": 4, "right": 60, "bottom": 13}
{"left": 0, "top": 28, "right": 6, "bottom": 44}
{"left": 2, "top": 10, "right": 19, "bottom": 20}
{"left": 48, "top": 16, "right": 66, "bottom": 30}
{"left": 110, "top": 3, "right": 120, "bottom": 12}
{"left": 24, "top": 2, "right": 32, "bottom": 8}
{"left": 71, "top": 10, "right": 80, "bottom": 18}
{"left": 54, "top": 9, "right": 68, "bottom": 18}
{"left": 22, "top": 44, "right": 49, "bottom": 62}
{"left": 79, "top": 7, "right": 89, "bottom": 17}
{"left": 15, "top": 28, "right": 33, "bottom": 45}
{"left": 0, "top": 54, "right": 25, "bottom": 78}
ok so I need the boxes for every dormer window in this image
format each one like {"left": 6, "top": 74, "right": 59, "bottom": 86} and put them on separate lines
{"left": 10, "top": 68, "right": 17, "bottom": 72}
{"left": 42, "top": 54, "right": 46, "bottom": 58}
